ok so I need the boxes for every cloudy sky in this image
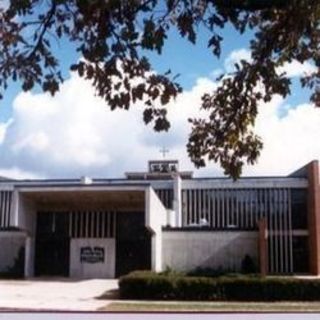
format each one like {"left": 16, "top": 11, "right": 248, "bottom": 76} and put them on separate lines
{"left": 0, "top": 11, "right": 319, "bottom": 180}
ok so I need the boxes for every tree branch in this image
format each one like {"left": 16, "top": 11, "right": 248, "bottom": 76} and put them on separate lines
{"left": 27, "top": 0, "right": 56, "bottom": 60}
{"left": 214, "top": 0, "right": 293, "bottom": 10}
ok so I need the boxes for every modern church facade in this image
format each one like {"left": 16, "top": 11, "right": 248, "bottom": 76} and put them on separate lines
{"left": 0, "top": 159, "right": 319, "bottom": 278}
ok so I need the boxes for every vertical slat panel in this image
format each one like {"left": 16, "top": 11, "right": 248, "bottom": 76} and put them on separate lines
{"left": 202, "top": 189, "right": 207, "bottom": 223}
{"left": 273, "top": 189, "right": 279, "bottom": 274}
{"left": 4, "top": 192, "right": 9, "bottom": 227}
{"left": 216, "top": 190, "right": 220, "bottom": 228}
{"left": 192, "top": 190, "right": 196, "bottom": 224}
{"left": 94, "top": 211, "right": 98, "bottom": 238}
{"left": 274, "top": 189, "right": 279, "bottom": 273}
{"left": 0, "top": 192, "right": 3, "bottom": 227}
{"left": 283, "top": 189, "right": 289, "bottom": 273}
{"left": 267, "top": 189, "right": 273, "bottom": 273}
{"left": 285, "top": 188, "right": 290, "bottom": 274}
{"left": 207, "top": 190, "right": 211, "bottom": 227}
{"left": 211, "top": 189, "right": 215, "bottom": 228}
{"left": 249, "top": 189, "right": 253, "bottom": 229}
{"left": 278, "top": 189, "right": 284, "bottom": 273}
{"left": 75, "top": 211, "right": 79, "bottom": 238}
{"left": 181, "top": 190, "right": 186, "bottom": 227}
{"left": 228, "top": 189, "right": 231, "bottom": 226}
{"left": 237, "top": 190, "right": 241, "bottom": 228}
{"left": 108, "top": 211, "right": 111, "bottom": 238}
{"left": 110, "top": 211, "right": 113, "bottom": 237}
{"left": 84, "top": 211, "right": 87, "bottom": 238}
{"left": 113, "top": 211, "right": 117, "bottom": 237}
{"left": 90, "top": 211, "right": 94, "bottom": 238}
{"left": 187, "top": 190, "right": 191, "bottom": 225}
{"left": 2, "top": 192, "right": 7, "bottom": 227}
{"left": 221, "top": 189, "right": 225, "bottom": 228}
{"left": 198, "top": 189, "right": 201, "bottom": 224}
{"left": 101, "top": 211, "right": 105, "bottom": 238}
{"left": 69, "top": 211, "right": 72, "bottom": 237}
{"left": 8, "top": 191, "right": 12, "bottom": 226}
{"left": 288, "top": 189, "right": 293, "bottom": 273}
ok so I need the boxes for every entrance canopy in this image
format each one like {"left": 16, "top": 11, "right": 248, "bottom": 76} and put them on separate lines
{"left": 18, "top": 185, "right": 148, "bottom": 212}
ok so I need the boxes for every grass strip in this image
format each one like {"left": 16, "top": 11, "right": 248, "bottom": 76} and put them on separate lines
{"left": 101, "top": 301, "right": 320, "bottom": 312}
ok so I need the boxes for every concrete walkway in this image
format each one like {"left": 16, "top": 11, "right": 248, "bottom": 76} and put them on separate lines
{"left": 0, "top": 278, "right": 118, "bottom": 311}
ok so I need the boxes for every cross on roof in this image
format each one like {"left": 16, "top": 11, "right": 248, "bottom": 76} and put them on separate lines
{"left": 159, "top": 147, "right": 169, "bottom": 158}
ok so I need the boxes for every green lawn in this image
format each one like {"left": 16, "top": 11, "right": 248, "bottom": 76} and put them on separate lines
{"left": 100, "top": 301, "right": 320, "bottom": 312}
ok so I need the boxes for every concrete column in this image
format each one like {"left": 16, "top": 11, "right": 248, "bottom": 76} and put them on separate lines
{"left": 173, "top": 174, "right": 182, "bottom": 227}
{"left": 307, "top": 160, "right": 320, "bottom": 275}
{"left": 258, "top": 218, "right": 268, "bottom": 276}
{"left": 10, "top": 190, "right": 19, "bottom": 227}
{"left": 145, "top": 187, "right": 165, "bottom": 273}
{"left": 151, "top": 233, "right": 162, "bottom": 272}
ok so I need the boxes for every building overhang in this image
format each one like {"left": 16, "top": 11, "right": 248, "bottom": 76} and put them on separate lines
{"left": 17, "top": 185, "right": 151, "bottom": 211}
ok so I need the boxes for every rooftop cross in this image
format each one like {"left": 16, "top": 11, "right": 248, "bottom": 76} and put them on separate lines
{"left": 159, "top": 146, "right": 169, "bottom": 158}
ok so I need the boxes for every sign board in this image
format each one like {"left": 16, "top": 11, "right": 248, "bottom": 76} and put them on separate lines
{"left": 80, "top": 246, "right": 105, "bottom": 263}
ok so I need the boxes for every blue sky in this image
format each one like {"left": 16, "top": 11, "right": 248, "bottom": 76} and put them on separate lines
{"left": 0, "top": 9, "right": 319, "bottom": 179}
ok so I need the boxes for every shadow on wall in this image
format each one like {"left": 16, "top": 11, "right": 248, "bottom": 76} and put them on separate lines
{"left": 198, "top": 234, "right": 258, "bottom": 272}
{"left": 0, "top": 246, "right": 25, "bottom": 279}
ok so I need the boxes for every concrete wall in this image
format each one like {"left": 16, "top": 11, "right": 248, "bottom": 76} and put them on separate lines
{"left": 0, "top": 232, "right": 26, "bottom": 273}
{"left": 70, "top": 238, "right": 115, "bottom": 278}
{"left": 162, "top": 230, "right": 258, "bottom": 272}
{"left": 145, "top": 187, "right": 167, "bottom": 272}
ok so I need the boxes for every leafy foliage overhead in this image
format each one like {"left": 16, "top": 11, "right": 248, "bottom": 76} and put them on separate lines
{"left": 1, "top": 0, "right": 319, "bottom": 178}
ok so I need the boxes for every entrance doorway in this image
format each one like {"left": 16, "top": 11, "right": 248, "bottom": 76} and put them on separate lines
{"left": 35, "top": 212, "right": 70, "bottom": 276}
{"left": 115, "top": 211, "right": 151, "bottom": 277}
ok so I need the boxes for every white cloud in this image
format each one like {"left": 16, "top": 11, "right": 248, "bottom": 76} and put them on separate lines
{"left": 0, "top": 119, "right": 12, "bottom": 144}
{"left": 0, "top": 0, "right": 9, "bottom": 10}
{"left": 224, "top": 48, "right": 252, "bottom": 73}
{"left": 243, "top": 97, "right": 320, "bottom": 176}
{"left": 277, "top": 60, "right": 316, "bottom": 78}
{"left": 0, "top": 167, "right": 43, "bottom": 180}
{"left": 225, "top": 48, "right": 317, "bottom": 78}
{"left": 0, "top": 72, "right": 220, "bottom": 178}
{"left": 0, "top": 56, "right": 319, "bottom": 180}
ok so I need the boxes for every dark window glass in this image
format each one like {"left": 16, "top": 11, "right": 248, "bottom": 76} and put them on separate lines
{"left": 291, "top": 189, "right": 308, "bottom": 229}
{"left": 54, "top": 212, "right": 69, "bottom": 236}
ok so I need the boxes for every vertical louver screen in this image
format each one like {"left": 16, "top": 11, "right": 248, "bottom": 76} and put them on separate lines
{"left": 0, "top": 191, "right": 12, "bottom": 228}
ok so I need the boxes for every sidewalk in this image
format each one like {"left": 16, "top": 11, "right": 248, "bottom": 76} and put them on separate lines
{"left": 0, "top": 278, "right": 118, "bottom": 311}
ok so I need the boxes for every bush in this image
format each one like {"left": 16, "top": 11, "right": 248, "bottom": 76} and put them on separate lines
{"left": 119, "top": 271, "right": 179, "bottom": 300}
{"left": 241, "top": 255, "right": 257, "bottom": 274}
{"left": 119, "top": 271, "right": 320, "bottom": 301}
{"left": 187, "top": 266, "right": 229, "bottom": 278}
{"left": 0, "top": 246, "right": 25, "bottom": 279}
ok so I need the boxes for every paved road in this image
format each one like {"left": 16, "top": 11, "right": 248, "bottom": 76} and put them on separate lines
{"left": 0, "top": 278, "right": 118, "bottom": 311}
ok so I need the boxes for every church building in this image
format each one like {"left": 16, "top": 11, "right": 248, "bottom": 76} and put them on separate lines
{"left": 0, "top": 159, "right": 319, "bottom": 278}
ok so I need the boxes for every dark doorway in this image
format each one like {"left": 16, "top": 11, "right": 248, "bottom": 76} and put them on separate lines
{"left": 35, "top": 212, "right": 70, "bottom": 276}
{"left": 115, "top": 211, "right": 152, "bottom": 277}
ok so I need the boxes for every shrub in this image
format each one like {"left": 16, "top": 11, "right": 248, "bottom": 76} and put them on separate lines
{"left": 187, "top": 266, "right": 229, "bottom": 278}
{"left": 0, "top": 246, "right": 25, "bottom": 279}
{"left": 241, "top": 255, "right": 257, "bottom": 274}
{"left": 119, "top": 271, "right": 179, "bottom": 300}
{"left": 118, "top": 271, "right": 320, "bottom": 301}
